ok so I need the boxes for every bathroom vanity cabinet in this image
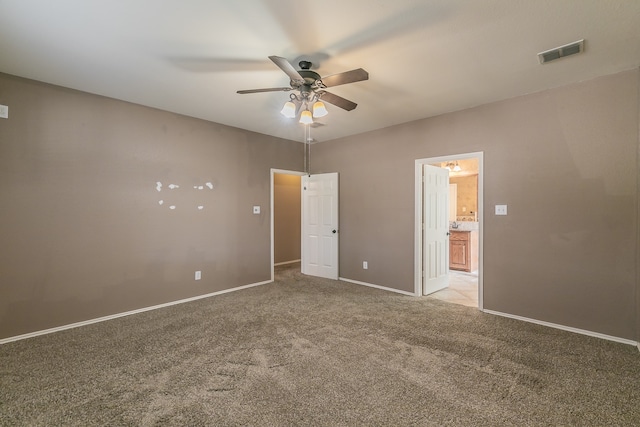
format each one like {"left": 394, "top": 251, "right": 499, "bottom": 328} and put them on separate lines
{"left": 449, "top": 230, "right": 478, "bottom": 272}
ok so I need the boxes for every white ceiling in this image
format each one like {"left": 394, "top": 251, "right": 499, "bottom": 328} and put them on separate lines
{"left": 1, "top": 0, "right": 639, "bottom": 143}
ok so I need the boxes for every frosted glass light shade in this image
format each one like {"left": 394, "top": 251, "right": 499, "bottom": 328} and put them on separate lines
{"left": 312, "top": 101, "right": 328, "bottom": 118}
{"left": 299, "top": 110, "right": 313, "bottom": 124}
{"left": 280, "top": 101, "right": 296, "bottom": 118}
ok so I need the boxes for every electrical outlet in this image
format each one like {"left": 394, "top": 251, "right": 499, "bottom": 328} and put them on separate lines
{"left": 0, "top": 105, "right": 8, "bottom": 119}
{"left": 363, "top": 261, "right": 368, "bottom": 270}
{"left": 253, "top": 206, "right": 260, "bottom": 214}
{"left": 495, "top": 205, "right": 508, "bottom": 215}
{"left": 195, "top": 271, "right": 201, "bottom": 280}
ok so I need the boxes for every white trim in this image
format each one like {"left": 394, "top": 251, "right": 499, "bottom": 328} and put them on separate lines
{"left": 483, "top": 309, "right": 638, "bottom": 347}
{"left": 415, "top": 152, "right": 484, "bottom": 310}
{"left": 270, "top": 169, "right": 306, "bottom": 282}
{"left": 0, "top": 279, "right": 272, "bottom": 345}
{"left": 340, "top": 277, "right": 417, "bottom": 296}
{"left": 274, "top": 259, "right": 301, "bottom": 266}
{"left": 414, "top": 161, "right": 423, "bottom": 297}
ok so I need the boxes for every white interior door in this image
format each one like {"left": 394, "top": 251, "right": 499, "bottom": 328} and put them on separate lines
{"left": 301, "top": 173, "right": 339, "bottom": 280}
{"left": 423, "top": 165, "right": 450, "bottom": 295}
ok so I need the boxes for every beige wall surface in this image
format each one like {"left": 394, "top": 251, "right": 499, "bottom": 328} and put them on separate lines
{"left": 313, "top": 69, "right": 639, "bottom": 341}
{"left": 450, "top": 175, "right": 478, "bottom": 218}
{"left": 274, "top": 174, "right": 301, "bottom": 264}
{"left": 0, "top": 73, "right": 302, "bottom": 339}
{"left": 637, "top": 69, "right": 640, "bottom": 347}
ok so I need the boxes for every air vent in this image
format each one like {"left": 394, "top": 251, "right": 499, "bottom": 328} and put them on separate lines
{"left": 538, "top": 39, "right": 584, "bottom": 64}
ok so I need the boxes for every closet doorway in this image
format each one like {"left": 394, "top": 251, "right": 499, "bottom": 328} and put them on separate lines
{"left": 271, "top": 169, "right": 304, "bottom": 280}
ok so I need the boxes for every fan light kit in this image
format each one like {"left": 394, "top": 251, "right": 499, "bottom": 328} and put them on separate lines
{"left": 237, "top": 56, "right": 368, "bottom": 125}
{"left": 280, "top": 90, "right": 328, "bottom": 124}
{"left": 445, "top": 161, "right": 462, "bottom": 172}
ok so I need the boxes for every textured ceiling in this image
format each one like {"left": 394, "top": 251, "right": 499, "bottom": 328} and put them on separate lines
{"left": 1, "top": 0, "right": 639, "bottom": 143}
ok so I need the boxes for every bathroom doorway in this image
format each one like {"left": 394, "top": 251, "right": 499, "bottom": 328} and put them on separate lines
{"left": 415, "top": 152, "right": 483, "bottom": 309}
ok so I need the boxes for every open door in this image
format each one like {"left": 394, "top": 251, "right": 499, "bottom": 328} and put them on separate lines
{"left": 301, "top": 173, "right": 339, "bottom": 280}
{"left": 423, "top": 164, "right": 450, "bottom": 295}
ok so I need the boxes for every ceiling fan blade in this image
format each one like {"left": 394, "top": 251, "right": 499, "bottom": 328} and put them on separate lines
{"left": 319, "top": 91, "right": 358, "bottom": 111}
{"left": 320, "top": 68, "right": 369, "bottom": 88}
{"left": 269, "top": 56, "right": 305, "bottom": 84}
{"left": 237, "top": 87, "right": 292, "bottom": 94}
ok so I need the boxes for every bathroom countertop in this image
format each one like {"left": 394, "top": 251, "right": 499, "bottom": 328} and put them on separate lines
{"left": 449, "top": 221, "right": 479, "bottom": 231}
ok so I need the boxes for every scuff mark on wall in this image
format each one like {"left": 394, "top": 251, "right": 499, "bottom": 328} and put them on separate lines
{"left": 155, "top": 180, "right": 216, "bottom": 211}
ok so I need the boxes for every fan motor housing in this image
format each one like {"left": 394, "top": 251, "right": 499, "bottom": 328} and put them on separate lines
{"left": 295, "top": 70, "right": 321, "bottom": 88}
{"left": 291, "top": 70, "right": 320, "bottom": 88}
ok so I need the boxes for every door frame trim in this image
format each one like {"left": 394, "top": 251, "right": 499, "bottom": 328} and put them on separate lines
{"left": 414, "top": 152, "right": 484, "bottom": 309}
{"left": 270, "top": 168, "right": 306, "bottom": 282}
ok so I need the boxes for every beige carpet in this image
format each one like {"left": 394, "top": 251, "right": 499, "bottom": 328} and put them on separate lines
{"left": 1, "top": 265, "right": 639, "bottom": 426}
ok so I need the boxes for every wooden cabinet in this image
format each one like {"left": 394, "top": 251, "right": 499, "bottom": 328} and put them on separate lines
{"left": 449, "top": 230, "right": 478, "bottom": 272}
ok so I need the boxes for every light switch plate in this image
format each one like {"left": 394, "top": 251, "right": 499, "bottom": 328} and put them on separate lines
{"left": 0, "top": 105, "right": 8, "bottom": 119}
{"left": 253, "top": 206, "right": 260, "bottom": 214}
{"left": 495, "top": 204, "right": 508, "bottom": 215}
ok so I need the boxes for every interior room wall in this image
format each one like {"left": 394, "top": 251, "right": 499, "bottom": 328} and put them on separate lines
{"left": 637, "top": 69, "right": 640, "bottom": 348}
{"left": 312, "top": 69, "right": 639, "bottom": 341}
{"left": 0, "top": 73, "right": 303, "bottom": 340}
{"left": 274, "top": 174, "right": 301, "bottom": 264}
{"left": 450, "top": 175, "right": 478, "bottom": 219}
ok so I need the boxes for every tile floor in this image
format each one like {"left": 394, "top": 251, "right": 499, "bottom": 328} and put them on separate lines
{"left": 427, "top": 270, "right": 478, "bottom": 307}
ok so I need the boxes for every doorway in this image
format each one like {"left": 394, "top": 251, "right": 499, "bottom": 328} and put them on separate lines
{"left": 270, "top": 169, "right": 340, "bottom": 281}
{"left": 414, "top": 152, "right": 483, "bottom": 310}
{"left": 271, "top": 169, "right": 305, "bottom": 281}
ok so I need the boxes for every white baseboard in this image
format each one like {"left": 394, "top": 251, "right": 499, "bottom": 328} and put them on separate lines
{"left": 274, "top": 259, "right": 301, "bottom": 266}
{"left": 5, "top": 280, "right": 637, "bottom": 352}
{"left": 339, "top": 277, "right": 417, "bottom": 296}
{"left": 483, "top": 309, "right": 638, "bottom": 347}
{"left": 0, "top": 279, "right": 273, "bottom": 345}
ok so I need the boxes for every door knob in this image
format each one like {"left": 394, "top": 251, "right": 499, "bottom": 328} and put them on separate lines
{"left": 332, "top": 230, "right": 337, "bottom": 234}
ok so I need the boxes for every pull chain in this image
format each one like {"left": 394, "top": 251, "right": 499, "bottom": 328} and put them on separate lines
{"left": 307, "top": 125, "right": 311, "bottom": 176}
{"left": 303, "top": 125, "right": 307, "bottom": 175}
{"left": 303, "top": 124, "right": 311, "bottom": 176}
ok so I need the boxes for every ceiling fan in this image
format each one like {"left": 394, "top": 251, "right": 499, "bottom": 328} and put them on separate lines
{"left": 237, "top": 56, "right": 368, "bottom": 123}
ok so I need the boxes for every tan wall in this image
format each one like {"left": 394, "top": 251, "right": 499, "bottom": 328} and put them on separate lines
{"left": 637, "top": 70, "right": 640, "bottom": 347}
{"left": 1, "top": 70, "right": 638, "bottom": 343}
{"left": 450, "top": 175, "right": 478, "bottom": 218}
{"left": 274, "top": 174, "right": 301, "bottom": 264}
{"left": 0, "top": 73, "right": 302, "bottom": 339}
{"left": 313, "top": 69, "right": 639, "bottom": 341}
